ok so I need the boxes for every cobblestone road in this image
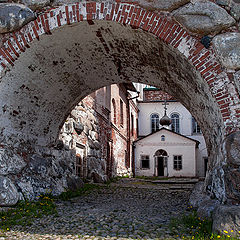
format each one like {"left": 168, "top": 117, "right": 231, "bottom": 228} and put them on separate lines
{"left": 1, "top": 179, "right": 192, "bottom": 240}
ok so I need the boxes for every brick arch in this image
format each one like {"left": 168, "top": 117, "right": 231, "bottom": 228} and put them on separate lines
{"left": 0, "top": 1, "right": 237, "bottom": 134}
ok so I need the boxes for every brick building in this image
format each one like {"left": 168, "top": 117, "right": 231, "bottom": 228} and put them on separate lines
{"left": 59, "top": 83, "right": 138, "bottom": 182}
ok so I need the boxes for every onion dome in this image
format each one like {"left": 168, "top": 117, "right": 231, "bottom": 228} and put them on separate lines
{"left": 160, "top": 113, "right": 171, "bottom": 126}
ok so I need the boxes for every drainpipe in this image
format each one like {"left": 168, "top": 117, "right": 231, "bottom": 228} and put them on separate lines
{"left": 126, "top": 91, "right": 140, "bottom": 174}
{"left": 126, "top": 95, "right": 131, "bottom": 170}
{"left": 132, "top": 143, "right": 136, "bottom": 177}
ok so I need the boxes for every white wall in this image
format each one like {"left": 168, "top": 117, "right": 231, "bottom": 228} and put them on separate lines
{"left": 135, "top": 129, "right": 196, "bottom": 177}
{"left": 137, "top": 101, "right": 208, "bottom": 177}
{"left": 138, "top": 101, "right": 192, "bottom": 136}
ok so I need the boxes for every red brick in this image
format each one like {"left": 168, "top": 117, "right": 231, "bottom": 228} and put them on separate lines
{"left": 0, "top": 48, "right": 14, "bottom": 66}
{"left": 8, "top": 40, "right": 19, "bottom": 57}
{"left": 12, "top": 34, "right": 25, "bottom": 52}
{"left": 65, "top": 6, "right": 70, "bottom": 25}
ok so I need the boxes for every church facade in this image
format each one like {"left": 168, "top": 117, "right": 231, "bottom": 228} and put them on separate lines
{"left": 134, "top": 87, "right": 208, "bottom": 178}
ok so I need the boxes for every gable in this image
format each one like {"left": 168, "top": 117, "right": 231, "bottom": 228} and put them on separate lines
{"left": 136, "top": 128, "right": 197, "bottom": 145}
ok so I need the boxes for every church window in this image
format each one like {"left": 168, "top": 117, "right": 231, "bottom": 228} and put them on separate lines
{"left": 161, "top": 135, "right": 165, "bottom": 141}
{"left": 112, "top": 99, "right": 116, "bottom": 124}
{"left": 120, "top": 99, "right": 124, "bottom": 126}
{"left": 131, "top": 113, "right": 134, "bottom": 136}
{"left": 171, "top": 113, "right": 180, "bottom": 133}
{"left": 140, "top": 155, "right": 150, "bottom": 169}
{"left": 151, "top": 113, "right": 160, "bottom": 133}
{"left": 192, "top": 117, "right": 201, "bottom": 134}
{"left": 173, "top": 155, "right": 182, "bottom": 170}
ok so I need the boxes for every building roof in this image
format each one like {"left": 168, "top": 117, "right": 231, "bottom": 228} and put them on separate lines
{"left": 134, "top": 127, "right": 200, "bottom": 147}
{"left": 123, "top": 82, "right": 138, "bottom": 92}
{"left": 137, "top": 100, "right": 178, "bottom": 103}
{"left": 143, "top": 86, "right": 160, "bottom": 91}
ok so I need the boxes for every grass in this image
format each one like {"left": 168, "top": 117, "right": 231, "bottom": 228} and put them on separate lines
{"left": 0, "top": 194, "right": 56, "bottom": 230}
{"left": 105, "top": 175, "right": 130, "bottom": 185}
{"left": 135, "top": 175, "right": 170, "bottom": 181}
{"left": 0, "top": 183, "right": 101, "bottom": 231}
{"left": 58, "top": 183, "right": 102, "bottom": 201}
{"left": 169, "top": 210, "right": 240, "bottom": 239}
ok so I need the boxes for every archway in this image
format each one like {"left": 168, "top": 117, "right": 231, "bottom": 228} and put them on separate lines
{"left": 0, "top": 1, "right": 239, "bottom": 204}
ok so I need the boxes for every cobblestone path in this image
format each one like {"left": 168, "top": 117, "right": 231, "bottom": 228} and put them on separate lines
{"left": 1, "top": 180, "right": 192, "bottom": 240}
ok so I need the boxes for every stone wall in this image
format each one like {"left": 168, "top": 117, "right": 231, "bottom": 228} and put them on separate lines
{"left": 0, "top": 143, "right": 77, "bottom": 205}
{"left": 59, "top": 93, "right": 110, "bottom": 183}
{"left": 59, "top": 84, "right": 138, "bottom": 183}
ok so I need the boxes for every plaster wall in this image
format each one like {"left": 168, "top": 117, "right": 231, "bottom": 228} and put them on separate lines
{"left": 135, "top": 129, "right": 196, "bottom": 177}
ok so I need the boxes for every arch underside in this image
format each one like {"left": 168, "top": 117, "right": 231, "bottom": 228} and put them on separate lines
{"left": 0, "top": 21, "right": 222, "bottom": 151}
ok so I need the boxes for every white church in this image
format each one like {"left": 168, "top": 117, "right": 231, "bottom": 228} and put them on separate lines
{"left": 133, "top": 86, "right": 208, "bottom": 178}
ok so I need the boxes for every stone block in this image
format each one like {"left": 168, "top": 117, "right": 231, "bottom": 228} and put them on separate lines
{"left": 92, "top": 171, "right": 106, "bottom": 183}
{"left": 0, "top": 176, "right": 19, "bottom": 206}
{"left": 172, "top": 1, "right": 235, "bottom": 35}
{"left": 197, "top": 199, "right": 220, "bottom": 219}
{"left": 230, "top": 1, "right": 240, "bottom": 20}
{"left": 29, "top": 154, "right": 52, "bottom": 176}
{"left": 0, "top": 148, "right": 27, "bottom": 175}
{"left": 20, "top": 0, "right": 51, "bottom": 10}
{"left": 224, "top": 131, "right": 240, "bottom": 166}
{"left": 212, "top": 33, "right": 240, "bottom": 70}
{"left": 0, "top": 3, "right": 35, "bottom": 33}
{"left": 189, "top": 182, "right": 208, "bottom": 208}
{"left": 212, "top": 205, "right": 240, "bottom": 236}
{"left": 137, "top": 0, "right": 190, "bottom": 11}
{"left": 216, "top": 0, "right": 230, "bottom": 6}
{"left": 224, "top": 167, "right": 240, "bottom": 202}
{"left": 66, "top": 176, "right": 84, "bottom": 191}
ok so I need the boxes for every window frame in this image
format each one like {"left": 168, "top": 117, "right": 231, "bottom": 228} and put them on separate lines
{"left": 150, "top": 113, "right": 160, "bottom": 133}
{"left": 120, "top": 99, "right": 124, "bottom": 126}
{"left": 192, "top": 117, "right": 202, "bottom": 134}
{"left": 140, "top": 155, "right": 150, "bottom": 169}
{"left": 171, "top": 113, "right": 180, "bottom": 134}
{"left": 112, "top": 98, "right": 117, "bottom": 124}
{"left": 173, "top": 155, "right": 182, "bottom": 171}
{"left": 131, "top": 113, "right": 134, "bottom": 136}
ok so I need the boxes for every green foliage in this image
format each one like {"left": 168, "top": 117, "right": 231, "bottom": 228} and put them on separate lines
{"left": 105, "top": 175, "right": 130, "bottom": 185}
{"left": 0, "top": 194, "right": 56, "bottom": 230}
{"left": 58, "top": 183, "right": 101, "bottom": 201}
{"left": 135, "top": 175, "right": 169, "bottom": 181}
{"left": 0, "top": 184, "right": 103, "bottom": 232}
{"left": 169, "top": 210, "right": 240, "bottom": 240}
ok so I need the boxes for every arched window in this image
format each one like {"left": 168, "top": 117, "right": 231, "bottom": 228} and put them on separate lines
{"left": 155, "top": 149, "right": 168, "bottom": 156}
{"left": 161, "top": 135, "right": 165, "bottom": 141}
{"left": 151, "top": 113, "right": 160, "bottom": 133}
{"left": 112, "top": 99, "right": 116, "bottom": 124}
{"left": 192, "top": 117, "right": 201, "bottom": 134}
{"left": 171, "top": 113, "right": 180, "bottom": 133}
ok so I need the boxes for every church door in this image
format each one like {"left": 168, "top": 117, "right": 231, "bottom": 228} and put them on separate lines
{"left": 157, "top": 157, "right": 164, "bottom": 176}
